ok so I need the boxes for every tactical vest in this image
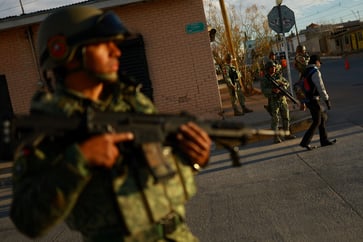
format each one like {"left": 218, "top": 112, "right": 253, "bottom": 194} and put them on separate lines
{"left": 31, "top": 83, "right": 197, "bottom": 236}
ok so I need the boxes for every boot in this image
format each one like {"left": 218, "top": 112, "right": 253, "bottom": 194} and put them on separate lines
{"left": 274, "top": 135, "right": 282, "bottom": 144}
{"left": 283, "top": 128, "right": 296, "bottom": 140}
{"left": 285, "top": 134, "right": 296, "bottom": 140}
{"left": 242, "top": 105, "right": 253, "bottom": 113}
{"left": 234, "top": 110, "right": 244, "bottom": 116}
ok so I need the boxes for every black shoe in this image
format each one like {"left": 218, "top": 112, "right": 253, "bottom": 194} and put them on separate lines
{"left": 321, "top": 139, "right": 337, "bottom": 147}
{"left": 243, "top": 106, "right": 253, "bottom": 113}
{"left": 300, "top": 144, "right": 317, "bottom": 150}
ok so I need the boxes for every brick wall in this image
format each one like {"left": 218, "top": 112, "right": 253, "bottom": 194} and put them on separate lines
{"left": 0, "top": 26, "right": 41, "bottom": 113}
{"left": 0, "top": 0, "right": 222, "bottom": 119}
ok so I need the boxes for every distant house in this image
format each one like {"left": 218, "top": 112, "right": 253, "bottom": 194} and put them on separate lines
{"left": 330, "top": 20, "right": 363, "bottom": 55}
{"left": 289, "top": 20, "right": 363, "bottom": 56}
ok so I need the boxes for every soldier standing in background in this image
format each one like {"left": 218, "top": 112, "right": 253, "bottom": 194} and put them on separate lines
{"left": 223, "top": 54, "right": 253, "bottom": 116}
{"left": 10, "top": 6, "right": 211, "bottom": 242}
{"left": 294, "top": 45, "right": 310, "bottom": 78}
{"left": 261, "top": 61, "right": 296, "bottom": 143}
{"left": 264, "top": 51, "right": 282, "bottom": 115}
{"left": 269, "top": 51, "right": 282, "bottom": 77}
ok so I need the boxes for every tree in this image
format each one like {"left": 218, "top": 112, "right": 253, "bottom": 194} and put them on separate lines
{"left": 204, "top": 0, "right": 274, "bottom": 94}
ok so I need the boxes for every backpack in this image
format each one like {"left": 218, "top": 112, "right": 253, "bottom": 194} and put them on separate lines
{"left": 229, "top": 66, "right": 239, "bottom": 84}
{"left": 223, "top": 64, "right": 239, "bottom": 85}
{"left": 293, "top": 67, "right": 318, "bottom": 103}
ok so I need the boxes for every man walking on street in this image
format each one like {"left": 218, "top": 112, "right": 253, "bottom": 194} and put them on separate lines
{"left": 300, "top": 55, "right": 336, "bottom": 150}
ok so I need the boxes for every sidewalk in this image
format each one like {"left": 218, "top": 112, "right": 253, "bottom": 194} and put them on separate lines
{"left": 220, "top": 90, "right": 311, "bottom": 144}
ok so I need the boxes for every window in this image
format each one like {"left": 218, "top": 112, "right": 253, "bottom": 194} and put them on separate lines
{"left": 345, "top": 35, "right": 349, "bottom": 44}
{"left": 357, "top": 31, "right": 363, "bottom": 41}
{"left": 118, "top": 34, "right": 153, "bottom": 101}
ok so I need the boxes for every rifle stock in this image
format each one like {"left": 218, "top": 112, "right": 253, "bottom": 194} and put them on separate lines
{"left": 1, "top": 110, "right": 288, "bottom": 172}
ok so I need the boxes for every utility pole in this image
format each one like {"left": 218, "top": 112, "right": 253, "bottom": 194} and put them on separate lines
{"left": 219, "top": 0, "right": 244, "bottom": 89}
{"left": 19, "top": 0, "right": 25, "bottom": 14}
{"left": 218, "top": 0, "right": 236, "bottom": 60}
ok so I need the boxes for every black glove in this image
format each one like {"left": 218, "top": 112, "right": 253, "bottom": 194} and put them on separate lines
{"left": 325, "top": 100, "right": 331, "bottom": 110}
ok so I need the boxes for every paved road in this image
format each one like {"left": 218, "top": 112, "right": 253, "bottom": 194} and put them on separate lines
{"left": 0, "top": 53, "right": 362, "bottom": 241}
{"left": 186, "top": 53, "right": 363, "bottom": 242}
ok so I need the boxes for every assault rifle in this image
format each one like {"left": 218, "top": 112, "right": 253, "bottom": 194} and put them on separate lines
{"left": 270, "top": 78, "right": 299, "bottom": 104}
{"left": 0, "top": 110, "right": 287, "bottom": 181}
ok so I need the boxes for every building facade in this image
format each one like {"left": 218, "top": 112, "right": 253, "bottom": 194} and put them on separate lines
{"left": 0, "top": 0, "right": 222, "bottom": 119}
{"left": 287, "top": 20, "right": 363, "bottom": 56}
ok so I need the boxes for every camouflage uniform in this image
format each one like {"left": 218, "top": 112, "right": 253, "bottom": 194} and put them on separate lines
{"left": 223, "top": 63, "right": 248, "bottom": 115}
{"left": 294, "top": 46, "right": 310, "bottom": 77}
{"left": 11, "top": 80, "right": 199, "bottom": 242}
{"left": 261, "top": 73, "right": 291, "bottom": 134}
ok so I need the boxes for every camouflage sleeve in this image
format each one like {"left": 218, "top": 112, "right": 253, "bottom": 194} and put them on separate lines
{"left": 222, "top": 65, "right": 234, "bottom": 88}
{"left": 10, "top": 139, "right": 92, "bottom": 238}
{"left": 281, "top": 76, "right": 290, "bottom": 89}
{"left": 260, "top": 77, "right": 273, "bottom": 97}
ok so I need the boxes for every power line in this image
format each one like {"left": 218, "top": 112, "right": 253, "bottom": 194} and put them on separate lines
{"left": 297, "top": 1, "right": 362, "bottom": 28}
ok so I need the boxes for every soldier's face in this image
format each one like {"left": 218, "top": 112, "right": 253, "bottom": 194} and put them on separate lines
{"left": 269, "top": 66, "right": 276, "bottom": 74}
{"left": 83, "top": 41, "right": 122, "bottom": 82}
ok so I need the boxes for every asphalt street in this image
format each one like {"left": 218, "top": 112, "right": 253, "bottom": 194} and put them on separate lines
{"left": 186, "top": 53, "right": 363, "bottom": 242}
{"left": 0, "top": 53, "right": 362, "bottom": 241}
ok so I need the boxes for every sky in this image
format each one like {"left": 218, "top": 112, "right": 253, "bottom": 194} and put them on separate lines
{"left": 0, "top": 0, "right": 362, "bottom": 32}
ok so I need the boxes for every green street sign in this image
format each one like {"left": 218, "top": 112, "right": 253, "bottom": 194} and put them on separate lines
{"left": 185, "top": 22, "right": 205, "bottom": 34}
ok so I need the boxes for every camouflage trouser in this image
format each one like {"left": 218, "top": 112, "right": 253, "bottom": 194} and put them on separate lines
{"left": 268, "top": 96, "right": 290, "bottom": 131}
{"left": 84, "top": 222, "right": 199, "bottom": 242}
{"left": 228, "top": 86, "right": 246, "bottom": 111}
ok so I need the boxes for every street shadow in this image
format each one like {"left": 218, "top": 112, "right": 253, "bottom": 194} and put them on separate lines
{"left": 0, "top": 193, "right": 11, "bottom": 218}
{"left": 200, "top": 128, "right": 363, "bottom": 175}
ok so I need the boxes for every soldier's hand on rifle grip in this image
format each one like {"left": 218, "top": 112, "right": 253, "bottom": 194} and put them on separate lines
{"left": 272, "top": 88, "right": 280, "bottom": 94}
{"left": 177, "top": 122, "right": 211, "bottom": 168}
{"left": 300, "top": 103, "right": 307, "bottom": 111}
{"left": 79, "top": 132, "right": 134, "bottom": 168}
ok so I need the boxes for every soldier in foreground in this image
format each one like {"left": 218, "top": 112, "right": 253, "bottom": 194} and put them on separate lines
{"left": 10, "top": 6, "right": 211, "bottom": 242}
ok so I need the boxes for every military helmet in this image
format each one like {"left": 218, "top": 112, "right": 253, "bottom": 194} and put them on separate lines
{"left": 37, "top": 6, "right": 129, "bottom": 70}
{"left": 269, "top": 51, "right": 275, "bottom": 58}
{"left": 296, "top": 45, "right": 306, "bottom": 53}
{"left": 225, "top": 53, "right": 232, "bottom": 62}
{"left": 265, "top": 61, "right": 276, "bottom": 70}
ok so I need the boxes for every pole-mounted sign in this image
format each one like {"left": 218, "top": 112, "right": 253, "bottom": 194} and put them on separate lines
{"left": 268, "top": 5, "right": 295, "bottom": 33}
